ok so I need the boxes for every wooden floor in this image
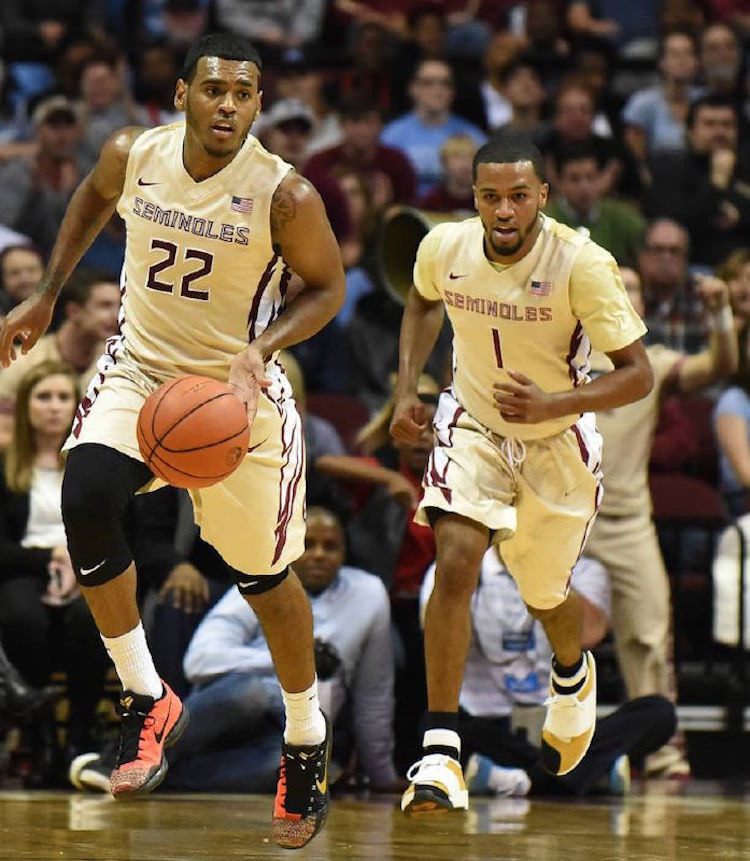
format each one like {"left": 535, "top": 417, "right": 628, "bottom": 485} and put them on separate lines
{"left": 1, "top": 784, "right": 749, "bottom": 860}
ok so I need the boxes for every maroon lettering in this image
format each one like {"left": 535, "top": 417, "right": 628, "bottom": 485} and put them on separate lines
{"left": 525, "top": 307, "right": 538, "bottom": 321}
{"left": 235, "top": 226, "right": 249, "bottom": 245}
{"left": 133, "top": 197, "right": 143, "bottom": 216}
{"left": 444, "top": 290, "right": 454, "bottom": 306}
{"left": 511, "top": 304, "right": 523, "bottom": 320}
{"left": 220, "top": 224, "right": 235, "bottom": 243}
{"left": 487, "top": 300, "right": 498, "bottom": 317}
{"left": 540, "top": 307, "right": 552, "bottom": 321}
{"left": 142, "top": 201, "right": 155, "bottom": 219}
{"left": 454, "top": 293, "right": 465, "bottom": 309}
{"left": 500, "top": 303, "right": 511, "bottom": 319}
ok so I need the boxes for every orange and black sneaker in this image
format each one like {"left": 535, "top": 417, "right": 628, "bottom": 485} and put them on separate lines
{"left": 110, "top": 681, "right": 189, "bottom": 799}
{"left": 272, "top": 712, "right": 331, "bottom": 849}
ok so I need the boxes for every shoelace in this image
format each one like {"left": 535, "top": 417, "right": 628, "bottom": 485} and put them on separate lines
{"left": 406, "top": 754, "right": 447, "bottom": 782}
{"left": 115, "top": 702, "right": 154, "bottom": 765}
{"left": 500, "top": 437, "right": 526, "bottom": 471}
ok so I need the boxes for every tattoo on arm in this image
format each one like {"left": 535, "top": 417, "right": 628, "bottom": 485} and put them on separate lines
{"left": 270, "top": 185, "right": 297, "bottom": 235}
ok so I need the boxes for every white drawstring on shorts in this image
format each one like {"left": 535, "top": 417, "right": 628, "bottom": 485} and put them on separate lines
{"left": 500, "top": 437, "right": 526, "bottom": 471}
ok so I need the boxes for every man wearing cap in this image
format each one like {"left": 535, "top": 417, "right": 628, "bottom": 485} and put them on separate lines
{"left": 0, "top": 95, "right": 82, "bottom": 255}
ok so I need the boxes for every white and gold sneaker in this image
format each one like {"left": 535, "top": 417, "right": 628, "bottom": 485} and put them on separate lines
{"left": 541, "top": 650, "right": 597, "bottom": 776}
{"left": 401, "top": 753, "right": 469, "bottom": 815}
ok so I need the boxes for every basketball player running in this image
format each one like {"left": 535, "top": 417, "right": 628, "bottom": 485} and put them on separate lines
{"left": 0, "top": 34, "right": 345, "bottom": 849}
{"left": 391, "top": 137, "right": 653, "bottom": 815}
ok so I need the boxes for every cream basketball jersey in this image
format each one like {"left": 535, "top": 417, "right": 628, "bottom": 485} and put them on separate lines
{"left": 413, "top": 214, "right": 646, "bottom": 439}
{"left": 114, "top": 122, "right": 292, "bottom": 381}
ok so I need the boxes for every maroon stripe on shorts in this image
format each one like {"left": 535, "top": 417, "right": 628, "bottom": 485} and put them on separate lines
{"left": 566, "top": 322, "right": 583, "bottom": 385}
{"left": 571, "top": 422, "right": 589, "bottom": 467}
{"left": 272, "top": 404, "right": 304, "bottom": 565}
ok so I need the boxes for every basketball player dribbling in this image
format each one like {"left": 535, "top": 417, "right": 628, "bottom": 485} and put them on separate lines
{"left": 0, "top": 34, "right": 346, "bottom": 850}
{"left": 390, "top": 136, "right": 654, "bottom": 815}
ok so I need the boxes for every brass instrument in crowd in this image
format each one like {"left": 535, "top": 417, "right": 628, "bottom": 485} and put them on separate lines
{"left": 377, "top": 206, "right": 469, "bottom": 304}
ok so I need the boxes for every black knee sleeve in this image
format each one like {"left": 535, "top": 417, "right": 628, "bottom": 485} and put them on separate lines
{"left": 234, "top": 566, "right": 290, "bottom": 596}
{"left": 62, "top": 444, "right": 153, "bottom": 586}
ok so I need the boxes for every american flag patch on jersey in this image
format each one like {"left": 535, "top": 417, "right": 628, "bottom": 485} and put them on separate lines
{"left": 530, "top": 279, "right": 552, "bottom": 296}
{"left": 230, "top": 196, "right": 253, "bottom": 213}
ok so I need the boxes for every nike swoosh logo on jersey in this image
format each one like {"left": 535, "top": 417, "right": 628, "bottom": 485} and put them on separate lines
{"left": 80, "top": 559, "right": 107, "bottom": 576}
{"left": 448, "top": 272, "right": 467, "bottom": 280}
{"left": 137, "top": 177, "right": 160, "bottom": 186}
{"left": 154, "top": 697, "right": 173, "bottom": 743}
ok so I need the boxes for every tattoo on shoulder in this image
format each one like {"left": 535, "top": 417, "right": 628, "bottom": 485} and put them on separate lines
{"left": 270, "top": 185, "right": 297, "bottom": 234}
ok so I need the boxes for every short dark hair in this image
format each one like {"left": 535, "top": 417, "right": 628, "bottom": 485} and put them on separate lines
{"left": 61, "top": 268, "right": 118, "bottom": 308}
{"left": 338, "top": 92, "right": 381, "bottom": 121}
{"left": 472, "top": 133, "right": 546, "bottom": 182}
{"left": 0, "top": 244, "right": 43, "bottom": 290}
{"left": 555, "top": 141, "right": 601, "bottom": 174}
{"left": 687, "top": 93, "right": 737, "bottom": 128}
{"left": 181, "top": 33, "right": 262, "bottom": 82}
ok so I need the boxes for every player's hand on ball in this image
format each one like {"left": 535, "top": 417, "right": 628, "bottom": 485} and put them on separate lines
{"left": 159, "top": 563, "right": 210, "bottom": 613}
{"left": 229, "top": 344, "right": 272, "bottom": 424}
{"left": 390, "top": 392, "right": 429, "bottom": 444}
{"left": 0, "top": 292, "right": 55, "bottom": 367}
{"left": 494, "top": 370, "right": 556, "bottom": 423}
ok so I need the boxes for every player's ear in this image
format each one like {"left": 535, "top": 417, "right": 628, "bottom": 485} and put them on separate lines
{"left": 539, "top": 182, "right": 549, "bottom": 208}
{"left": 174, "top": 79, "right": 187, "bottom": 113}
{"left": 472, "top": 185, "right": 478, "bottom": 212}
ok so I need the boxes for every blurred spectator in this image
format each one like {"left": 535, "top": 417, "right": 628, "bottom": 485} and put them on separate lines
{"left": 146, "top": 505, "right": 399, "bottom": 793}
{"left": 660, "top": 0, "right": 706, "bottom": 35}
{"left": 141, "top": 0, "right": 210, "bottom": 49}
{"left": 474, "top": 30, "right": 529, "bottom": 133}
{"left": 212, "top": 0, "right": 327, "bottom": 60}
{"left": 257, "top": 98, "right": 354, "bottom": 256}
{"left": 522, "top": 0, "right": 570, "bottom": 88}
{"left": 638, "top": 219, "right": 707, "bottom": 354}
{"left": 569, "top": 38, "right": 619, "bottom": 137}
{"left": 493, "top": 57, "right": 547, "bottom": 137}
{"left": 566, "top": 0, "right": 658, "bottom": 60}
{"left": 699, "top": 21, "right": 745, "bottom": 109}
{"left": 273, "top": 49, "right": 343, "bottom": 157}
{"left": 708, "top": 1, "right": 750, "bottom": 39}
{"left": 588, "top": 267, "right": 736, "bottom": 778}
{"left": 418, "top": 134, "right": 478, "bottom": 212}
{"left": 644, "top": 94, "right": 750, "bottom": 266}
{"left": 75, "top": 50, "right": 143, "bottom": 175}
{"left": 306, "top": 94, "right": 417, "bottom": 212}
{"left": 540, "top": 77, "right": 639, "bottom": 199}
{"left": 0, "top": 245, "right": 44, "bottom": 317}
{"left": 421, "top": 550, "right": 677, "bottom": 797}
{"left": 714, "top": 366, "right": 750, "bottom": 516}
{"left": 0, "top": 1, "right": 106, "bottom": 64}
{"left": 544, "top": 142, "right": 646, "bottom": 267}
{"left": 0, "top": 269, "right": 120, "bottom": 407}
{"left": 0, "top": 360, "right": 110, "bottom": 784}
{"left": 622, "top": 29, "right": 700, "bottom": 164}
{"left": 332, "top": 0, "right": 412, "bottom": 40}
{"left": 380, "top": 59, "right": 485, "bottom": 197}
{"left": 717, "top": 247, "right": 750, "bottom": 371}
{"left": 0, "top": 95, "right": 82, "bottom": 256}
{"left": 133, "top": 40, "right": 182, "bottom": 127}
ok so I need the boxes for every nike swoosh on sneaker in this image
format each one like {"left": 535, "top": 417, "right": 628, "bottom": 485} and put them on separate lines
{"left": 154, "top": 697, "right": 172, "bottom": 743}
{"left": 137, "top": 177, "right": 160, "bottom": 186}
{"left": 80, "top": 559, "right": 107, "bottom": 576}
{"left": 316, "top": 767, "right": 327, "bottom": 795}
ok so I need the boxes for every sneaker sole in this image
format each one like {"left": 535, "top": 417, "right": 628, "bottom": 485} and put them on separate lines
{"left": 112, "top": 703, "right": 190, "bottom": 800}
{"left": 403, "top": 787, "right": 465, "bottom": 817}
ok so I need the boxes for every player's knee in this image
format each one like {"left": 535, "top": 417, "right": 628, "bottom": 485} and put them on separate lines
{"left": 233, "top": 566, "right": 289, "bottom": 597}
{"left": 62, "top": 445, "right": 136, "bottom": 586}
{"left": 434, "top": 552, "right": 482, "bottom": 600}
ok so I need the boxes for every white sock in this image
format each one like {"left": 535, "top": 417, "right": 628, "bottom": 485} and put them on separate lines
{"left": 101, "top": 622, "right": 163, "bottom": 699}
{"left": 488, "top": 764, "right": 531, "bottom": 797}
{"left": 282, "top": 679, "right": 326, "bottom": 746}
{"left": 551, "top": 653, "right": 588, "bottom": 691}
{"left": 423, "top": 729, "right": 461, "bottom": 759}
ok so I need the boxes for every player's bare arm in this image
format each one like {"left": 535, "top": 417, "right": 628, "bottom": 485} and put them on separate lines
{"left": 228, "top": 171, "right": 345, "bottom": 412}
{"left": 0, "top": 126, "right": 147, "bottom": 367}
{"left": 390, "top": 287, "right": 445, "bottom": 444}
{"left": 493, "top": 338, "right": 654, "bottom": 424}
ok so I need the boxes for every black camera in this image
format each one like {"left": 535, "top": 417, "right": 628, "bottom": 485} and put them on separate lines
{"left": 313, "top": 638, "right": 341, "bottom": 681}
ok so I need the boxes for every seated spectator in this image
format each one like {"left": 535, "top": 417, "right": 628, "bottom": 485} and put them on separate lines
{"left": 643, "top": 94, "right": 750, "bottom": 267}
{"left": 699, "top": 22, "right": 745, "bottom": 110}
{"left": 380, "top": 59, "right": 486, "bottom": 197}
{"left": 638, "top": 219, "right": 707, "bottom": 354}
{"left": 714, "top": 367, "right": 750, "bottom": 516}
{"left": 493, "top": 57, "right": 547, "bottom": 138}
{"left": 71, "top": 506, "right": 400, "bottom": 794}
{"left": 306, "top": 93, "right": 417, "bottom": 212}
{"left": 420, "top": 549, "right": 677, "bottom": 797}
{"left": 418, "top": 134, "right": 478, "bottom": 213}
{"left": 0, "top": 361, "right": 110, "bottom": 784}
{"left": 717, "top": 247, "right": 750, "bottom": 370}
{"left": 622, "top": 29, "right": 701, "bottom": 164}
{"left": 0, "top": 269, "right": 120, "bottom": 409}
{"left": 540, "top": 77, "right": 640, "bottom": 200}
{"left": 0, "top": 95, "right": 83, "bottom": 255}
{"left": 475, "top": 29, "right": 529, "bottom": 133}
{"left": 566, "top": 0, "right": 658, "bottom": 60}
{"left": 132, "top": 39, "right": 182, "bottom": 127}
{"left": 333, "top": 21, "right": 402, "bottom": 117}
{"left": 588, "top": 266, "right": 736, "bottom": 778}
{"left": 543, "top": 142, "right": 646, "bottom": 267}
{"left": 0, "top": 244, "right": 44, "bottom": 317}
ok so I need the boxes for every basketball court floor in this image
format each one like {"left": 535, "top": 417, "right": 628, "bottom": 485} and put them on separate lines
{"left": 2, "top": 784, "right": 748, "bottom": 860}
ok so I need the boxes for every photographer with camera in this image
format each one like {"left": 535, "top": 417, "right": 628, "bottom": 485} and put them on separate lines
{"left": 70, "top": 506, "right": 400, "bottom": 794}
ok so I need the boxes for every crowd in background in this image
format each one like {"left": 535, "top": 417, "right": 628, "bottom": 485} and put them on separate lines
{"left": 2, "top": 0, "right": 750, "bottom": 793}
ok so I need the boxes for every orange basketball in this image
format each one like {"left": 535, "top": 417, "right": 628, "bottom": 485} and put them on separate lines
{"left": 137, "top": 375, "right": 250, "bottom": 489}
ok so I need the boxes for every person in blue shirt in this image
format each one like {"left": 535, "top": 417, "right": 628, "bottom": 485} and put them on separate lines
{"left": 381, "top": 59, "right": 486, "bottom": 197}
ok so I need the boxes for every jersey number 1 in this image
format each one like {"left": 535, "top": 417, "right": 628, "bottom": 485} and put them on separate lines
{"left": 492, "top": 328, "right": 504, "bottom": 368}
{"left": 146, "top": 239, "right": 213, "bottom": 300}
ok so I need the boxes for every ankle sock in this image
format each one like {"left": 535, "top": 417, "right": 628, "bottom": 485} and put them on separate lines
{"left": 101, "top": 622, "right": 162, "bottom": 699}
{"left": 551, "top": 652, "right": 587, "bottom": 695}
{"left": 282, "top": 679, "right": 326, "bottom": 746}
